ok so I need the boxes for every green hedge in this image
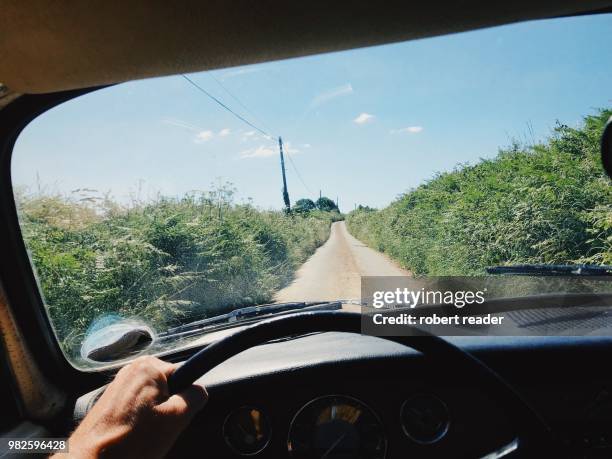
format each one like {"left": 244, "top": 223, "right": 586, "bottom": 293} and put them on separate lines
{"left": 17, "top": 188, "right": 334, "bottom": 353}
{"left": 346, "top": 109, "right": 612, "bottom": 275}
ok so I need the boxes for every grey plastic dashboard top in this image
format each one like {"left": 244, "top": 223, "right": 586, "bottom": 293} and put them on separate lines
{"left": 73, "top": 331, "right": 612, "bottom": 421}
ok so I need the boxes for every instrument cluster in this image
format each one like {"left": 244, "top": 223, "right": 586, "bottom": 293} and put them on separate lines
{"left": 222, "top": 393, "right": 451, "bottom": 458}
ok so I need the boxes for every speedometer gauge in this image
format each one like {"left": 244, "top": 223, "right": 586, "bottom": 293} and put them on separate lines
{"left": 288, "top": 395, "right": 386, "bottom": 459}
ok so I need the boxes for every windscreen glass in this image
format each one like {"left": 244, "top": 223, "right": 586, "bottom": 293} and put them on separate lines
{"left": 11, "top": 14, "right": 612, "bottom": 368}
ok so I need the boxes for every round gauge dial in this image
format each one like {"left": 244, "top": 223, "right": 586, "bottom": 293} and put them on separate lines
{"left": 288, "top": 395, "right": 386, "bottom": 459}
{"left": 223, "top": 406, "right": 271, "bottom": 455}
{"left": 400, "top": 394, "right": 450, "bottom": 444}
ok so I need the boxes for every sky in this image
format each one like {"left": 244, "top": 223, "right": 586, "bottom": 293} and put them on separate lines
{"left": 11, "top": 13, "right": 612, "bottom": 211}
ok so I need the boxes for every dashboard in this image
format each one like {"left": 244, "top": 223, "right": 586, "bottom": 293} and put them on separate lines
{"left": 77, "top": 332, "right": 612, "bottom": 458}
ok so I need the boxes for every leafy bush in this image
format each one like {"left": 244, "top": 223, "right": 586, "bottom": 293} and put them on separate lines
{"left": 316, "top": 196, "right": 339, "bottom": 212}
{"left": 346, "top": 109, "right": 612, "bottom": 275}
{"left": 293, "top": 198, "right": 316, "bottom": 213}
{"left": 17, "top": 185, "right": 335, "bottom": 355}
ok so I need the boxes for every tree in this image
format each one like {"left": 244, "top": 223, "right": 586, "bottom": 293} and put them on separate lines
{"left": 294, "top": 198, "right": 316, "bottom": 213}
{"left": 316, "top": 196, "right": 338, "bottom": 212}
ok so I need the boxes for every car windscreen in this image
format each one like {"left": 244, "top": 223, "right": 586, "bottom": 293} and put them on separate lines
{"left": 10, "top": 13, "right": 612, "bottom": 369}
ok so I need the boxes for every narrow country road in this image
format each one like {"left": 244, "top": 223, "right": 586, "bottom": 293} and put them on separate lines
{"left": 274, "top": 221, "right": 410, "bottom": 304}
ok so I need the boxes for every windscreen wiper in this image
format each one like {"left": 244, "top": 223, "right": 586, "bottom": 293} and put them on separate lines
{"left": 159, "top": 301, "right": 342, "bottom": 339}
{"left": 486, "top": 264, "right": 612, "bottom": 276}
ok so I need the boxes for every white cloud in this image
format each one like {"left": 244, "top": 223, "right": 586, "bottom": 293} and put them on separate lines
{"left": 390, "top": 126, "right": 424, "bottom": 134}
{"left": 219, "top": 128, "right": 231, "bottom": 137}
{"left": 162, "top": 118, "right": 201, "bottom": 132}
{"left": 241, "top": 130, "right": 274, "bottom": 142}
{"left": 240, "top": 145, "right": 276, "bottom": 159}
{"left": 353, "top": 113, "right": 374, "bottom": 125}
{"left": 163, "top": 118, "right": 221, "bottom": 144}
{"left": 194, "top": 130, "right": 214, "bottom": 143}
{"left": 240, "top": 142, "right": 300, "bottom": 159}
{"left": 311, "top": 83, "right": 353, "bottom": 108}
{"left": 284, "top": 142, "right": 300, "bottom": 155}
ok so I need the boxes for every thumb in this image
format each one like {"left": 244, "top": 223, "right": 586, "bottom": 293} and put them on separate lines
{"left": 157, "top": 383, "right": 208, "bottom": 420}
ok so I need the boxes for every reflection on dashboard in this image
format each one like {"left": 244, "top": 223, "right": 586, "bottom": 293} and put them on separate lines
{"left": 223, "top": 406, "right": 271, "bottom": 455}
{"left": 287, "top": 395, "right": 386, "bottom": 458}
{"left": 400, "top": 394, "right": 450, "bottom": 444}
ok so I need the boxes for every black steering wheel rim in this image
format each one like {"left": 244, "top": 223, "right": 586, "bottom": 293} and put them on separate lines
{"left": 168, "top": 310, "right": 553, "bottom": 457}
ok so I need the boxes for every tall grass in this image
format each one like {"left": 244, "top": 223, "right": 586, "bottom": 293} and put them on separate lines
{"left": 16, "top": 184, "right": 334, "bottom": 354}
{"left": 346, "top": 109, "right": 612, "bottom": 275}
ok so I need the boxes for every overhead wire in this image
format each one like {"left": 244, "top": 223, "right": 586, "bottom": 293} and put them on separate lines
{"left": 286, "top": 152, "right": 313, "bottom": 196}
{"left": 181, "top": 73, "right": 315, "bottom": 198}
{"left": 208, "top": 73, "right": 276, "bottom": 138}
{"left": 181, "top": 74, "right": 272, "bottom": 139}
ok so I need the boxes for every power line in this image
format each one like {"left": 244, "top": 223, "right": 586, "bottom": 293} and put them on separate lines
{"left": 182, "top": 73, "right": 315, "bottom": 198}
{"left": 181, "top": 74, "right": 272, "bottom": 139}
{"left": 208, "top": 73, "right": 275, "bottom": 137}
{"left": 286, "top": 152, "right": 313, "bottom": 195}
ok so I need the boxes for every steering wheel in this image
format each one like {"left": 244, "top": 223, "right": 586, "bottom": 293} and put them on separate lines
{"left": 168, "top": 311, "right": 554, "bottom": 457}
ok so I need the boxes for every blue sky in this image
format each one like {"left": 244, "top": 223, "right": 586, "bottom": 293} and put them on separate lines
{"left": 12, "top": 13, "right": 612, "bottom": 211}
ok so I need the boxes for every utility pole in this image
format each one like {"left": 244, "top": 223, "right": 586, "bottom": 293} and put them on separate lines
{"left": 278, "top": 136, "right": 290, "bottom": 211}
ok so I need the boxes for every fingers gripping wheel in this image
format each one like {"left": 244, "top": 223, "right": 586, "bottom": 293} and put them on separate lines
{"left": 168, "top": 311, "right": 554, "bottom": 457}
